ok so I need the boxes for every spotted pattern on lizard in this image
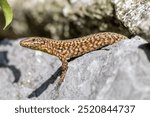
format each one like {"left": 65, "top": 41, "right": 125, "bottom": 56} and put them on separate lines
{"left": 20, "top": 32, "right": 127, "bottom": 85}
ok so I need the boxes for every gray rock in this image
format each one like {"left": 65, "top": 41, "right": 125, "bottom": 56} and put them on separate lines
{"left": 0, "top": 36, "right": 150, "bottom": 99}
{"left": 112, "top": 0, "right": 150, "bottom": 41}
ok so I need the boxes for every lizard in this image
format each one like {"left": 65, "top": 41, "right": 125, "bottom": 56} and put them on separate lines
{"left": 20, "top": 32, "right": 127, "bottom": 86}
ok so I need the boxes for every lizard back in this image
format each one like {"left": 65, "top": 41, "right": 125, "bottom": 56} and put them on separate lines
{"left": 57, "top": 32, "right": 127, "bottom": 59}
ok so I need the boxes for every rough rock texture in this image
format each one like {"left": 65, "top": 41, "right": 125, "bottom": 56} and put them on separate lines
{"left": 113, "top": 0, "right": 150, "bottom": 41}
{"left": 0, "top": 36, "right": 150, "bottom": 99}
{"left": 0, "top": 0, "right": 130, "bottom": 39}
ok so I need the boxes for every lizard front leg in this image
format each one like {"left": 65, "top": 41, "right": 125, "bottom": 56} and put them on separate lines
{"left": 58, "top": 59, "right": 68, "bottom": 86}
{"left": 56, "top": 51, "right": 69, "bottom": 86}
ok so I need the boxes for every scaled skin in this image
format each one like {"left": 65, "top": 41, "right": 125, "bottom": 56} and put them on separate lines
{"left": 20, "top": 32, "right": 127, "bottom": 85}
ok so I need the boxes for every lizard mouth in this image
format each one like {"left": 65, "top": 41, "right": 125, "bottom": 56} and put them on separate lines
{"left": 20, "top": 38, "right": 39, "bottom": 50}
{"left": 20, "top": 39, "right": 33, "bottom": 48}
{"left": 20, "top": 40, "right": 25, "bottom": 46}
{"left": 20, "top": 39, "right": 28, "bottom": 47}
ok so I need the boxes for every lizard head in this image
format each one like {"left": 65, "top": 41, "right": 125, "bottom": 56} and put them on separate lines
{"left": 20, "top": 37, "right": 47, "bottom": 50}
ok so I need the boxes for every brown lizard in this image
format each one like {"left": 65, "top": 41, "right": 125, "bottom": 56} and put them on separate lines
{"left": 20, "top": 32, "right": 127, "bottom": 85}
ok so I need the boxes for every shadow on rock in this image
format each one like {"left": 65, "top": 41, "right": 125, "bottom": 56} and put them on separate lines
{"left": 138, "top": 43, "right": 150, "bottom": 62}
{"left": 28, "top": 58, "right": 76, "bottom": 98}
{"left": 0, "top": 51, "right": 21, "bottom": 83}
{"left": 0, "top": 39, "right": 12, "bottom": 46}
{"left": 28, "top": 67, "right": 62, "bottom": 98}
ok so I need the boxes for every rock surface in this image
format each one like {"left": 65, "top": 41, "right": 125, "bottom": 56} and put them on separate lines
{"left": 113, "top": 0, "right": 150, "bottom": 41}
{"left": 0, "top": 36, "right": 150, "bottom": 99}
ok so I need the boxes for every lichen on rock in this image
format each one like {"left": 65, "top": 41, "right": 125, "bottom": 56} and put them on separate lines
{"left": 113, "top": 0, "right": 150, "bottom": 41}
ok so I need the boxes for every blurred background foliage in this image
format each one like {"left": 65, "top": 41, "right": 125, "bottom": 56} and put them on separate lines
{"left": 0, "top": 0, "right": 130, "bottom": 39}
